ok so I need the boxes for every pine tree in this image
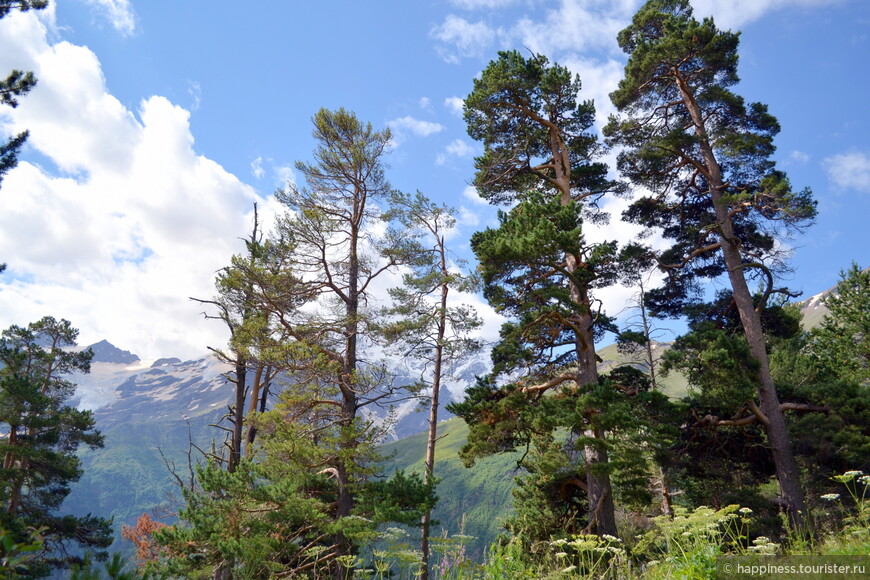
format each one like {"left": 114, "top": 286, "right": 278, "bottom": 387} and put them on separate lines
{"left": 807, "top": 263, "right": 869, "bottom": 387}
{"left": 192, "top": 203, "right": 279, "bottom": 474}
{"left": 209, "top": 108, "right": 427, "bottom": 578}
{"left": 380, "top": 191, "right": 481, "bottom": 579}
{"left": 0, "top": 316, "right": 112, "bottom": 577}
{"left": 605, "top": 0, "right": 817, "bottom": 529}
{"left": 457, "top": 50, "right": 626, "bottom": 537}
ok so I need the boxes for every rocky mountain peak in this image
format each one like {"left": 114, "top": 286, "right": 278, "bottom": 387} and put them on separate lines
{"left": 85, "top": 340, "right": 140, "bottom": 365}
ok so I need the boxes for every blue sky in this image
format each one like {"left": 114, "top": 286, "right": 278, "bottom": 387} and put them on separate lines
{"left": 0, "top": 0, "right": 867, "bottom": 360}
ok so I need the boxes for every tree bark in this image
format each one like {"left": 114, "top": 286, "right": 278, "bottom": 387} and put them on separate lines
{"left": 560, "top": 182, "right": 617, "bottom": 537}
{"left": 228, "top": 360, "right": 245, "bottom": 473}
{"left": 675, "top": 70, "right": 808, "bottom": 530}
{"left": 419, "top": 242, "right": 450, "bottom": 580}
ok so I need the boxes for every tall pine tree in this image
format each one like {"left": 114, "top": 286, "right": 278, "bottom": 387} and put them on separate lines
{"left": 455, "top": 50, "right": 625, "bottom": 536}
{"left": 380, "top": 191, "right": 481, "bottom": 579}
{"left": 605, "top": 0, "right": 817, "bottom": 529}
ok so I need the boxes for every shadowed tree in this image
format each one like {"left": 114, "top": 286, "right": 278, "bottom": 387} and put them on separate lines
{"left": 0, "top": 316, "right": 112, "bottom": 577}
{"left": 605, "top": 0, "right": 817, "bottom": 529}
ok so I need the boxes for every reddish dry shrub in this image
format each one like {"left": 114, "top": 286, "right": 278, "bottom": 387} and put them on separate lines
{"left": 121, "top": 513, "right": 169, "bottom": 565}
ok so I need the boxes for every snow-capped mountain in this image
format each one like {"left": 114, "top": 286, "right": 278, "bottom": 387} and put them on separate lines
{"left": 62, "top": 340, "right": 491, "bottom": 531}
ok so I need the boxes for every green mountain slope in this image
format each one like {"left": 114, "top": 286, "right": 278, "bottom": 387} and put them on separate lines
{"left": 377, "top": 283, "right": 843, "bottom": 555}
{"left": 380, "top": 416, "right": 520, "bottom": 558}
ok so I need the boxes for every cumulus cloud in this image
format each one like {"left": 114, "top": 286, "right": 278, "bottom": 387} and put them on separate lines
{"left": 444, "top": 96, "right": 464, "bottom": 117}
{"left": 790, "top": 150, "right": 810, "bottom": 163}
{"left": 387, "top": 116, "right": 445, "bottom": 146}
{"left": 560, "top": 55, "right": 626, "bottom": 128}
{"left": 431, "top": 15, "right": 499, "bottom": 63}
{"left": 461, "top": 185, "right": 487, "bottom": 205}
{"left": 0, "top": 9, "right": 261, "bottom": 360}
{"left": 823, "top": 151, "right": 870, "bottom": 193}
{"left": 510, "top": 0, "right": 635, "bottom": 57}
{"left": 436, "top": 139, "right": 477, "bottom": 165}
{"left": 83, "top": 0, "right": 138, "bottom": 36}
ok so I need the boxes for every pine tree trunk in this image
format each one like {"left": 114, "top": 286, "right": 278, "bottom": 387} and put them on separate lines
{"left": 419, "top": 274, "right": 448, "bottom": 580}
{"left": 576, "top": 310, "right": 617, "bottom": 536}
{"left": 676, "top": 71, "right": 808, "bottom": 530}
{"left": 228, "top": 360, "right": 245, "bottom": 473}
{"left": 718, "top": 228, "right": 808, "bottom": 529}
{"left": 557, "top": 144, "right": 617, "bottom": 537}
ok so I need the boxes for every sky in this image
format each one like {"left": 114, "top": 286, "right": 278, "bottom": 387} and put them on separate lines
{"left": 0, "top": 0, "right": 867, "bottom": 361}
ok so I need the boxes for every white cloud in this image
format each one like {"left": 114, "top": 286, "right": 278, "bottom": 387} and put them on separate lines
{"left": 790, "top": 150, "right": 810, "bottom": 163}
{"left": 274, "top": 164, "right": 296, "bottom": 189}
{"left": 419, "top": 97, "right": 432, "bottom": 110}
{"left": 437, "top": 138, "right": 477, "bottom": 166}
{"left": 823, "top": 151, "right": 870, "bottom": 193}
{"left": 458, "top": 205, "right": 481, "bottom": 228}
{"left": 0, "top": 10, "right": 261, "bottom": 360}
{"left": 509, "top": 0, "right": 635, "bottom": 57}
{"left": 446, "top": 139, "right": 475, "bottom": 158}
{"left": 83, "top": 0, "right": 138, "bottom": 36}
{"left": 431, "top": 15, "right": 499, "bottom": 63}
{"left": 387, "top": 116, "right": 445, "bottom": 147}
{"left": 462, "top": 185, "right": 487, "bottom": 205}
{"left": 250, "top": 156, "right": 265, "bottom": 179}
{"left": 187, "top": 80, "right": 201, "bottom": 111}
{"left": 560, "top": 56, "right": 626, "bottom": 128}
{"left": 691, "top": 0, "right": 848, "bottom": 30}
{"left": 444, "top": 96, "right": 464, "bottom": 117}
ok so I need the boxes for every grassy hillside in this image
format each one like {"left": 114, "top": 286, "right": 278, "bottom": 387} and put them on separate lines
{"left": 380, "top": 416, "right": 521, "bottom": 558}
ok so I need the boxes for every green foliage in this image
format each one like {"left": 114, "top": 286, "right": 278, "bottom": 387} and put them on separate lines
{"left": 805, "top": 263, "right": 870, "bottom": 387}
{"left": 69, "top": 552, "right": 148, "bottom": 580}
{"left": 0, "top": 525, "right": 43, "bottom": 577}
{"left": 605, "top": 0, "right": 815, "bottom": 316}
{"left": 152, "top": 457, "right": 339, "bottom": 579}
{"left": 0, "top": 317, "right": 113, "bottom": 576}
{"left": 817, "top": 470, "right": 870, "bottom": 555}
{"left": 151, "top": 422, "right": 434, "bottom": 578}
{"left": 463, "top": 50, "right": 611, "bottom": 206}
{"left": 638, "top": 505, "right": 752, "bottom": 579}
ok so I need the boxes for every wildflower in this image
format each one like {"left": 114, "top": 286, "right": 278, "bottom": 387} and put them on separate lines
{"left": 821, "top": 493, "right": 841, "bottom": 501}
{"left": 562, "top": 566, "right": 578, "bottom": 573}
{"left": 833, "top": 471, "right": 865, "bottom": 483}
{"left": 555, "top": 552, "right": 568, "bottom": 558}
{"left": 739, "top": 507, "right": 753, "bottom": 515}
{"left": 601, "top": 534, "right": 620, "bottom": 542}
{"left": 859, "top": 475, "right": 870, "bottom": 486}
